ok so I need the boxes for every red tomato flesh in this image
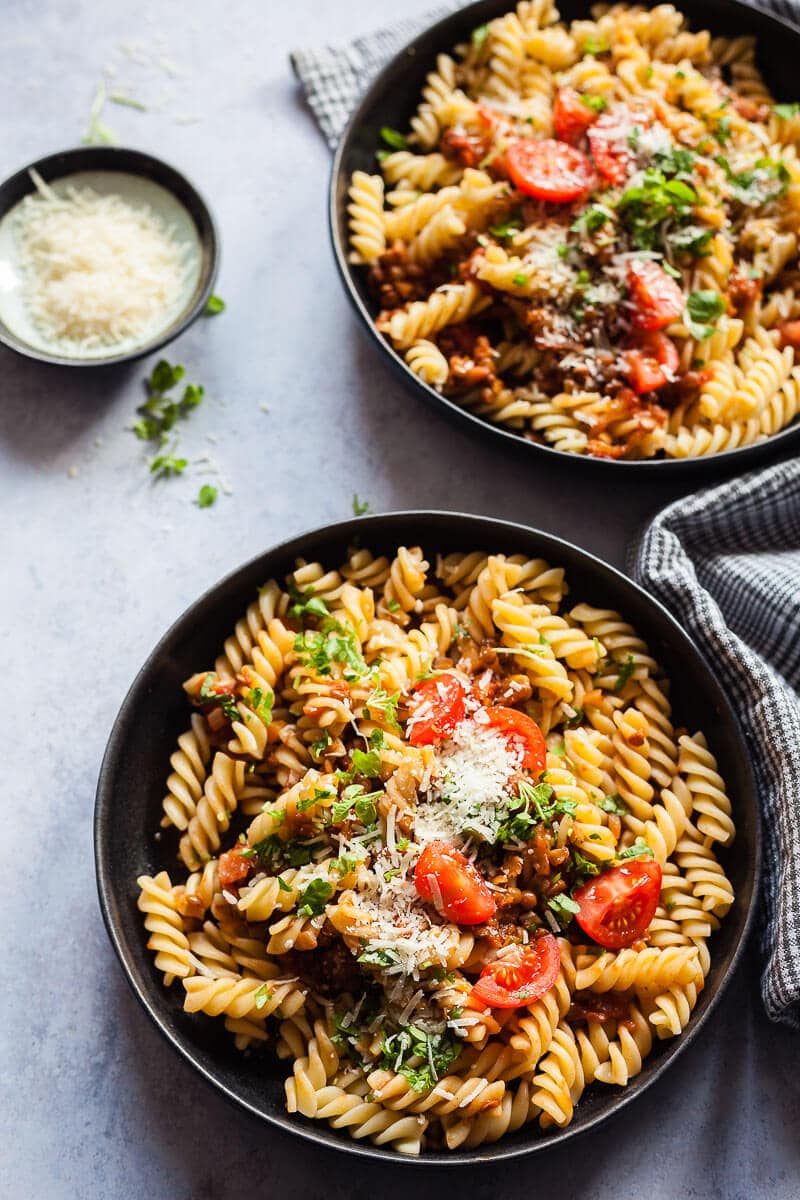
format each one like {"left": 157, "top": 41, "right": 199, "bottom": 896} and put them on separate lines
{"left": 482, "top": 706, "right": 547, "bottom": 775}
{"left": 414, "top": 841, "right": 497, "bottom": 925}
{"left": 624, "top": 331, "right": 679, "bottom": 394}
{"left": 507, "top": 138, "right": 595, "bottom": 203}
{"left": 588, "top": 108, "right": 638, "bottom": 186}
{"left": 218, "top": 844, "right": 252, "bottom": 889}
{"left": 554, "top": 87, "right": 599, "bottom": 144}
{"left": 627, "top": 260, "right": 684, "bottom": 331}
{"left": 471, "top": 934, "right": 560, "bottom": 1008}
{"left": 407, "top": 673, "right": 466, "bottom": 746}
{"left": 573, "top": 859, "right": 662, "bottom": 948}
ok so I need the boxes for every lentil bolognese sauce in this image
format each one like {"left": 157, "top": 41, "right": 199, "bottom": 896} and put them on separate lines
{"left": 138, "top": 541, "right": 735, "bottom": 1153}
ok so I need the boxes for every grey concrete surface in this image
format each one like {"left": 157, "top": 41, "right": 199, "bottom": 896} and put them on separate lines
{"left": 1, "top": 1, "right": 798, "bottom": 1197}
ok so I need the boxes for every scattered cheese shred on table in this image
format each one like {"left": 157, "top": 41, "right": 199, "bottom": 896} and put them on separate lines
{"left": 15, "top": 170, "right": 191, "bottom": 353}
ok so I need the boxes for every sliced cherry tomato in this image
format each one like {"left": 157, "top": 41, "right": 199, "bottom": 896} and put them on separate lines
{"left": 414, "top": 841, "right": 497, "bottom": 925}
{"left": 623, "top": 331, "right": 679, "bottom": 394}
{"left": 573, "top": 859, "right": 662, "bottom": 949}
{"left": 554, "top": 87, "right": 599, "bottom": 144}
{"left": 588, "top": 108, "right": 638, "bottom": 186}
{"left": 482, "top": 706, "right": 547, "bottom": 775}
{"left": 471, "top": 934, "right": 560, "bottom": 1008}
{"left": 218, "top": 844, "right": 252, "bottom": 889}
{"left": 407, "top": 673, "right": 466, "bottom": 746}
{"left": 627, "top": 260, "right": 684, "bottom": 331}
{"left": 506, "top": 138, "right": 595, "bottom": 203}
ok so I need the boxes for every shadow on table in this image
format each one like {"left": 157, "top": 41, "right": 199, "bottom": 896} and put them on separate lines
{"left": 0, "top": 345, "right": 139, "bottom": 465}
{"left": 106, "top": 936, "right": 800, "bottom": 1200}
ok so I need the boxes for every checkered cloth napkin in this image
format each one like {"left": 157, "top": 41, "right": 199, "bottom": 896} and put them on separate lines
{"left": 291, "top": 5, "right": 800, "bottom": 1028}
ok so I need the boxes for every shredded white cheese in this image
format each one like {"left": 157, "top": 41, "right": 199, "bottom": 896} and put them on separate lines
{"left": 414, "top": 718, "right": 521, "bottom": 847}
{"left": 14, "top": 172, "right": 192, "bottom": 353}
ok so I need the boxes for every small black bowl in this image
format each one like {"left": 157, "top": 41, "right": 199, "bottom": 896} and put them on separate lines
{"left": 330, "top": 0, "right": 800, "bottom": 475}
{"left": 0, "top": 145, "right": 219, "bottom": 366}
{"left": 95, "top": 512, "right": 760, "bottom": 1163}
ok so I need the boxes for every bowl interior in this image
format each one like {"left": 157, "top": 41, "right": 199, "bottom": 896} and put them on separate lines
{"left": 0, "top": 146, "right": 218, "bottom": 366}
{"left": 330, "top": 0, "right": 800, "bottom": 471}
{"left": 95, "top": 512, "right": 759, "bottom": 1163}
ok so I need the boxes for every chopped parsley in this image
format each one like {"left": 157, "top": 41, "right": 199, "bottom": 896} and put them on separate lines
{"left": 583, "top": 36, "right": 610, "bottom": 55}
{"left": 598, "top": 793, "right": 627, "bottom": 815}
{"left": 572, "top": 204, "right": 613, "bottom": 236}
{"left": 294, "top": 619, "right": 367, "bottom": 680}
{"left": 617, "top": 169, "right": 697, "bottom": 251}
{"left": 512, "top": 272, "right": 529, "bottom": 287}
{"left": 613, "top": 654, "right": 636, "bottom": 692}
{"left": 580, "top": 93, "right": 606, "bottom": 113}
{"left": 547, "top": 893, "right": 581, "bottom": 927}
{"left": 362, "top": 683, "right": 401, "bottom": 731}
{"left": 380, "top": 126, "right": 407, "bottom": 151}
{"left": 199, "top": 673, "right": 239, "bottom": 721}
{"left": 716, "top": 155, "right": 790, "bottom": 207}
{"left": 495, "top": 780, "right": 577, "bottom": 843}
{"left": 331, "top": 783, "right": 382, "bottom": 825}
{"left": 288, "top": 581, "right": 330, "bottom": 623}
{"left": 196, "top": 483, "right": 218, "bottom": 508}
{"left": 380, "top": 1025, "right": 462, "bottom": 1092}
{"left": 471, "top": 22, "right": 489, "bottom": 49}
{"left": 149, "top": 448, "right": 188, "bottom": 478}
{"left": 311, "top": 731, "right": 331, "bottom": 760}
{"left": 296, "top": 878, "right": 334, "bottom": 917}
{"left": 133, "top": 360, "right": 204, "bottom": 444}
{"left": 489, "top": 218, "right": 522, "bottom": 239}
{"left": 246, "top": 685, "right": 274, "bottom": 724}
{"left": 254, "top": 984, "right": 273, "bottom": 1010}
{"left": 253, "top": 835, "right": 313, "bottom": 869}
{"left": 616, "top": 838, "right": 655, "bottom": 862}
{"left": 358, "top": 945, "right": 401, "bottom": 968}
{"left": 205, "top": 294, "right": 225, "bottom": 315}
{"left": 686, "top": 289, "right": 726, "bottom": 341}
{"left": 352, "top": 493, "right": 371, "bottom": 516}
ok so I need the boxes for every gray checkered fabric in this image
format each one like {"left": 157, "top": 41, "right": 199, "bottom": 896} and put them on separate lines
{"left": 632, "top": 460, "right": 800, "bottom": 1030}
{"left": 292, "top": 5, "right": 800, "bottom": 1028}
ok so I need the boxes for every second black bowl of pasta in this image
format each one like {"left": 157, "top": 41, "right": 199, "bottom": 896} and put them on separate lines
{"left": 331, "top": 0, "right": 800, "bottom": 469}
{"left": 95, "top": 512, "right": 758, "bottom": 1161}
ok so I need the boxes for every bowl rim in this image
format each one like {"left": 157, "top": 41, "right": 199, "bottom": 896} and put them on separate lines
{"left": 0, "top": 144, "right": 220, "bottom": 367}
{"left": 94, "top": 510, "right": 761, "bottom": 1164}
{"left": 328, "top": 0, "right": 800, "bottom": 473}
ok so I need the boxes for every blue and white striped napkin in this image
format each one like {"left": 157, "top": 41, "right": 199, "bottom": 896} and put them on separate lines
{"left": 292, "top": 4, "right": 800, "bottom": 1029}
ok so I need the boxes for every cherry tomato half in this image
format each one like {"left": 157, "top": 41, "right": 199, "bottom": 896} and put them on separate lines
{"left": 623, "top": 331, "right": 679, "bottom": 394}
{"left": 218, "top": 844, "right": 252, "bottom": 889}
{"left": 414, "top": 841, "right": 497, "bottom": 925}
{"left": 573, "top": 859, "right": 662, "bottom": 949}
{"left": 553, "top": 87, "right": 600, "bottom": 144}
{"left": 407, "top": 673, "right": 466, "bottom": 746}
{"left": 507, "top": 138, "right": 595, "bottom": 203}
{"left": 627, "top": 260, "right": 684, "bottom": 331}
{"left": 588, "top": 108, "right": 638, "bottom": 186}
{"left": 471, "top": 934, "right": 560, "bottom": 1008}
{"left": 482, "top": 706, "right": 547, "bottom": 775}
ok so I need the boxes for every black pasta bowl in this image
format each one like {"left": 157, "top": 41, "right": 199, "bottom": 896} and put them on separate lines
{"left": 95, "top": 511, "right": 759, "bottom": 1163}
{"left": 330, "top": 0, "right": 800, "bottom": 474}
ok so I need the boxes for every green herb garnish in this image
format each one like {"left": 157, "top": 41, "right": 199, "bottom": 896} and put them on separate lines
{"left": 196, "top": 483, "right": 218, "bottom": 508}
{"left": 613, "top": 654, "right": 636, "bottom": 692}
{"left": 686, "top": 289, "right": 726, "bottom": 341}
{"left": 380, "top": 126, "right": 407, "bottom": 151}
{"left": 296, "top": 878, "right": 334, "bottom": 917}
{"left": 205, "top": 294, "right": 226, "bottom": 315}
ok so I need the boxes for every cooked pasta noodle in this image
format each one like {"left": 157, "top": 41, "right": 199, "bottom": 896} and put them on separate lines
{"left": 348, "top": 3, "right": 800, "bottom": 458}
{"left": 139, "top": 541, "right": 735, "bottom": 1153}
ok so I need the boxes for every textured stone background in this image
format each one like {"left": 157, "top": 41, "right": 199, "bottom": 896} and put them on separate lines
{"left": 2, "top": 1, "right": 798, "bottom": 1197}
